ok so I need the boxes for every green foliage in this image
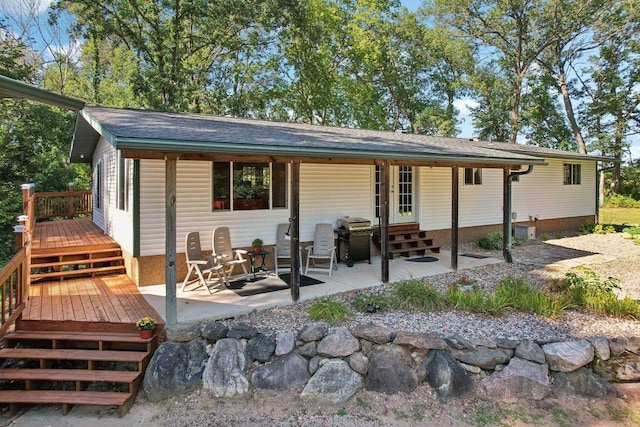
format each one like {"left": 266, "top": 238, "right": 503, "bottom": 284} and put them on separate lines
{"left": 581, "top": 223, "right": 617, "bottom": 234}
{"left": 307, "top": 297, "right": 352, "bottom": 324}
{"left": 604, "top": 194, "right": 640, "bottom": 208}
{"left": 564, "top": 267, "right": 639, "bottom": 319}
{"left": 390, "top": 278, "right": 445, "bottom": 311}
{"left": 445, "top": 286, "right": 508, "bottom": 315}
{"left": 599, "top": 208, "right": 640, "bottom": 227}
{"left": 494, "top": 277, "right": 573, "bottom": 318}
{"left": 622, "top": 226, "right": 640, "bottom": 235}
{"left": 352, "top": 291, "right": 391, "bottom": 313}
{"left": 477, "top": 232, "right": 503, "bottom": 250}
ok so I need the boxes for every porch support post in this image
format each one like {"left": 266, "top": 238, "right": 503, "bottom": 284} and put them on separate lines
{"left": 451, "top": 166, "right": 459, "bottom": 270}
{"left": 380, "top": 161, "right": 390, "bottom": 284}
{"left": 165, "top": 157, "right": 177, "bottom": 326}
{"left": 503, "top": 167, "right": 512, "bottom": 263}
{"left": 290, "top": 160, "right": 301, "bottom": 301}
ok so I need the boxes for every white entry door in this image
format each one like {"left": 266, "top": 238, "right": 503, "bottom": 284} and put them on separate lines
{"left": 374, "top": 165, "right": 416, "bottom": 224}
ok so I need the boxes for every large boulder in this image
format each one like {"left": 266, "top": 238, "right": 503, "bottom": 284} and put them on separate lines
{"left": 226, "top": 322, "right": 258, "bottom": 339}
{"left": 250, "top": 353, "right": 309, "bottom": 391}
{"left": 297, "top": 323, "right": 328, "bottom": 342}
{"left": 482, "top": 357, "right": 551, "bottom": 402}
{"left": 247, "top": 333, "right": 276, "bottom": 362}
{"left": 202, "top": 338, "right": 249, "bottom": 397}
{"left": 515, "top": 341, "right": 546, "bottom": 364}
{"left": 275, "top": 331, "right": 295, "bottom": 356}
{"left": 394, "top": 331, "right": 447, "bottom": 350}
{"left": 365, "top": 345, "right": 418, "bottom": 394}
{"left": 317, "top": 327, "right": 360, "bottom": 357}
{"left": 200, "top": 321, "right": 229, "bottom": 342}
{"left": 423, "top": 350, "right": 474, "bottom": 403}
{"left": 595, "top": 355, "right": 640, "bottom": 382}
{"left": 352, "top": 324, "right": 395, "bottom": 344}
{"left": 143, "top": 339, "right": 208, "bottom": 402}
{"left": 589, "top": 336, "right": 611, "bottom": 361}
{"left": 301, "top": 359, "right": 363, "bottom": 403}
{"left": 165, "top": 322, "right": 201, "bottom": 342}
{"left": 552, "top": 368, "right": 617, "bottom": 398}
{"left": 542, "top": 340, "right": 594, "bottom": 372}
{"left": 452, "top": 347, "right": 513, "bottom": 370}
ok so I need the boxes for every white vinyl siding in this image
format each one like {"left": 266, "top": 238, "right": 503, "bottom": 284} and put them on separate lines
{"left": 419, "top": 167, "right": 451, "bottom": 231}
{"left": 512, "top": 158, "right": 595, "bottom": 221}
{"left": 92, "top": 137, "right": 134, "bottom": 253}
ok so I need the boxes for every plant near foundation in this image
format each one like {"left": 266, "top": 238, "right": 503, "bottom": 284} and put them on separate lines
{"left": 308, "top": 297, "right": 352, "bottom": 324}
{"left": 391, "top": 278, "right": 445, "bottom": 311}
{"left": 495, "top": 277, "right": 573, "bottom": 318}
{"left": 352, "top": 291, "right": 391, "bottom": 313}
{"left": 477, "top": 232, "right": 503, "bottom": 250}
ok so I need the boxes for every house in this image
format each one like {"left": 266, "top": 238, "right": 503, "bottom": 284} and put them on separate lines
{"left": 70, "top": 107, "right": 601, "bottom": 293}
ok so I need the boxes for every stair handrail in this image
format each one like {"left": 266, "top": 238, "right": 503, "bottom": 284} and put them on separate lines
{"left": 0, "top": 244, "right": 29, "bottom": 337}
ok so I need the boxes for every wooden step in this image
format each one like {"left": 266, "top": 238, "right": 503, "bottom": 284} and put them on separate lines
{"left": 4, "top": 331, "right": 157, "bottom": 352}
{"left": 0, "top": 369, "right": 141, "bottom": 392}
{"left": 31, "top": 256, "right": 124, "bottom": 269}
{"left": 31, "top": 243, "right": 121, "bottom": 257}
{"left": 30, "top": 265, "right": 127, "bottom": 282}
{"left": 0, "top": 348, "right": 149, "bottom": 370}
{"left": 0, "top": 390, "right": 135, "bottom": 417}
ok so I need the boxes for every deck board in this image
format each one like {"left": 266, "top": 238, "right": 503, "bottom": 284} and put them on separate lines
{"left": 24, "top": 275, "right": 163, "bottom": 330}
{"left": 32, "top": 218, "right": 117, "bottom": 252}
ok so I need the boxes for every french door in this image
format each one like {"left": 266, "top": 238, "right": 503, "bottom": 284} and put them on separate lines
{"left": 375, "top": 165, "right": 416, "bottom": 224}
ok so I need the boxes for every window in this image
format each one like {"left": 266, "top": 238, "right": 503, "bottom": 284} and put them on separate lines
{"left": 464, "top": 168, "right": 482, "bottom": 185}
{"left": 95, "top": 162, "right": 101, "bottom": 209}
{"left": 117, "top": 151, "right": 131, "bottom": 211}
{"left": 563, "top": 164, "right": 581, "bottom": 185}
{"left": 212, "top": 161, "right": 287, "bottom": 211}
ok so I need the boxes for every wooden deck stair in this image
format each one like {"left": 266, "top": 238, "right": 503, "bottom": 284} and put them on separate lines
{"left": 388, "top": 224, "right": 440, "bottom": 260}
{"left": 30, "top": 244, "right": 126, "bottom": 282}
{"left": 0, "top": 330, "right": 158, "bottom": 417}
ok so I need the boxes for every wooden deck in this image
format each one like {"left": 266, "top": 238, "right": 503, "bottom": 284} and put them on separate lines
{"left": 32, "top": 218, "right": 117, "bottom": 253}
{"left": 20, "top": 274, "right": 164, "bottom": 333}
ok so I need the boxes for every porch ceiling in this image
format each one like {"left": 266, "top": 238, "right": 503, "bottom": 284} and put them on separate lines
{"left": 71, "top": 106, "right": 550, "bottom": 168}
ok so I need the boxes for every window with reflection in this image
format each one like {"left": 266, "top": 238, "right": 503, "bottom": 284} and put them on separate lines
{"left": 212, "top": 162, "right": 287, "bottom": 211}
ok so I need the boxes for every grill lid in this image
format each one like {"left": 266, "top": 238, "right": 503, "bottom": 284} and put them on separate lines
{"left": 337, "top": 216, "right": 371, "bottom": 231}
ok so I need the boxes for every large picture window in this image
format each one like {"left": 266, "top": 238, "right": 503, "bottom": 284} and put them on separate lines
{"left": 212, "top": 161, "right": 287, "bottom": 211}
{"left": 563, "top": 163, "right": 581, "bottom": 185}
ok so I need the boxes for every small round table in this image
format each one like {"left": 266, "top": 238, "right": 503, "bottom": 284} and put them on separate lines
{"left": 247, "top": 249, "right": 269, "bottom": 278}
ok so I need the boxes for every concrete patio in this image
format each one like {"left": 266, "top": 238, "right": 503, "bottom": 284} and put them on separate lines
{"left": 139, "top": 250, "right": 502, "bottom": 324}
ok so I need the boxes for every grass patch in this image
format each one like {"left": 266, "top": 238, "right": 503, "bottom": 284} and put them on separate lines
{"left": 390, "top": 278, "right": 445, "bottom": 311}
{"left": 599, "top": 207, "right": 640, "bottom": 226}
{"left": 465, "top": 403, "right": 514, "bottom": 426}
{"left": 308, "top": 297, "right": 352, "bottom": 324}
{"left": 495, "top": 277, "right": 574, "bottom": 318}
{"left": 352, "top": 291, "right": 391, "bottom": 313}
{"left": 445, "top": 286, "right": 509, "bottom": 315}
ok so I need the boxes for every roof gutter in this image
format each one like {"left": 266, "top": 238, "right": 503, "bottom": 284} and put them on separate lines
{"left": 0, "top": 74, "right": 85, "bottom": 111}
{"left": 503, "top": 164, "right": 534, "bottom": 263}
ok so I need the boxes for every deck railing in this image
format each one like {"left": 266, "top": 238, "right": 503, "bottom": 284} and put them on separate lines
{"left": 0, "top": 245, "right": 29, "bottom": 336}
{"left": 34, "top": 184, "right": 92, "bottom": 220}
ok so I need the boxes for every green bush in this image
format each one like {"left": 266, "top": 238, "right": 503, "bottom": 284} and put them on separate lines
{"left": 603, "top": 194, "right": 640, "bottom": 208}
{"left": 445, "top": 286, "right": 508, "bottom": 315}
{"left": 477, "top": 232, "right": 503, "bottom": 250}
{"left": 308, "top": 297, "right": 352, "bottom": 324}
{"left": 622, "top": 226, "right": 640, "bottom": 235}
{"left": 581, "top": 223, "right": 617, "bottom": 234}
{"left": 391, "top": 278, "right": 445, "bottom": 311}
{"left": 564, "top": 267, "right": 639, "bottom": 319}
{"left": 352, "top": 291, "right": 391, "bottom": 313}
{"left": 494, "top": 277, "right": 573, "bottom": 318}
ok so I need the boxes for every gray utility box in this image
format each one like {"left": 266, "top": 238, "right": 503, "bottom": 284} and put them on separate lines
{"left": 514, "top": 225, "right": 536, "bottom": 240}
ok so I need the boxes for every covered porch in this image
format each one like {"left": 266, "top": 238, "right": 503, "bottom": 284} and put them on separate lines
{"left": 138, "top": 251, "right": 502, "bottom": 323}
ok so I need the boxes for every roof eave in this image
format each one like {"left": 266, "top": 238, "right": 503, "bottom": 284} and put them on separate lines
{"left": 0, "top": 75, "right": 85, "bottom": 111}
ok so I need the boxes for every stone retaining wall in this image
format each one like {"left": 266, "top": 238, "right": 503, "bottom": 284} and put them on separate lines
{"left": 143, "top": 320, "right": 640, "bottom": 404}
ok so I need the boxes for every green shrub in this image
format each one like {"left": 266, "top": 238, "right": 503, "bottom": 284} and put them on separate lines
{"left": 564, "top": 267, "right": 639, "bottom": 318}
{"left": 308, "top": 297, "right": 352, "bottom": 323}
{"left": 445, "top": 286, "right": 508, "bottom": 315}
{"left": 581, "top": 223, "right": 617, "bottom": 234}
{"left": 622, "top": 226, "right": 640, "bottom": 235}
{"left": 352, "top": 291, "right": 391, "bottom": 313}
{"left": 477, "top": 232, "right": 503, "bottom": 250}
{"left": 494, "top": 277, "right": 573, "bottom": 318}
{"left": 391, "top": 278, "right": 444, "bottom": 311}
{"left": 603, "top": 194, "right": 640, "bottom": 208}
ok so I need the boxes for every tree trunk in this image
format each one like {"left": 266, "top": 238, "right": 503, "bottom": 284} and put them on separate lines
{"left": 557, "top": 71, "right": 587, "bottom": 154}
{"left": 509, "top": 75, "right": 522, "bottom": 144}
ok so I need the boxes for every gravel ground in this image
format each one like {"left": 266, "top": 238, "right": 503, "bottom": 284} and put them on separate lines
{"left": 232, "top": 233, "right": 640, "bottom": 341}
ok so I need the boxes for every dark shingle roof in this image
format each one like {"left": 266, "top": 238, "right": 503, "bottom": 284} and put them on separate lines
{"left": 71, "top": 107, "right": 598, "bottom": 165}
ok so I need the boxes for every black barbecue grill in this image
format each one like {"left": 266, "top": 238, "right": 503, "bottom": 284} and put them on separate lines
{"left": 336, "top": 217, "right": 372, "bottom": 267}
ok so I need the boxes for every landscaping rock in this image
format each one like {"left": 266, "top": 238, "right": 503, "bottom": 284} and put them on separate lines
{"left": 275, "top": 331, "right": 295, "bottom": 356}
{"left": 460, "top": 362, "right": 482, "bottom": 374}
{"left": 298, "top": 323, "right": 328, "bottom": 342}
{"left": 627, "top": 337, "right": 640, "bottom": 355}
{"left": 495, "top": 337, "right": 520, "bottom": 350}
{"left": 473, "top": 338, "right": 497, "bottom": 349}
{"left": 609, "top": 337, "right": 628, "bottom": 357}
{"left": 226, "top": 322, "right": 258, "bottom": 339}
{"left": 348, "top": 352, "right": 369, "bottom": 375}
{"left": 394, "top": 330, "right": 447, "bottom": 350}
{"left": 301, "top": 359, "right": 363, "bottom": 403}
{"left": 143, "top": 339, "right": 208, "bottom": 402}
{"left": 200, "top": 321, "right": 229, "bottom": 342}
{"left": 309, "top": 356, "right": 321, "bottom": 375}
{"left": 250, "top": 353, "right": 309, "bottom": 391}
{"left": 543, "top": 340, "right": 594, "bottom": 372}
{"left": 596, "top": 355, "right": 640, "bottom": 382}
{"left": 552, "top": 368, "right": 617, "bottom": 398}
{"left": 296, "top": 341, "right": 317, "bottom": 358}
{"left": 317, "top": 327, "right": 360, "bottom": 357}
{"left": 589, "top": 336, "right": 611, "bottom": 361}
{"left": 424, "top": 350, "right": 474, "bottom": 403}
{"left": 247, "top": 333, "right": 276, "bottom": 362}
{"left": 165, "top": 322, "right": 201, "bottom": 342}
{"left": 482, "top": 357, "right": 550, "bottom": 402}
{"left": 352, "top": 324, "right": 395, "bottom": 344}
{"left": 444, "top": 334, "right": 477, "bottom": 350}
{"left": 452, "top": 347, "right": 513, "bottom": 370}
{"left": 203, "top": 338, "right": 249, "bottom": 397}
{"left": 515, "top": 341, "right": 546, "bottom": 364}
{"left": 365, "top": 345, "right": 418, "bottom": 394}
